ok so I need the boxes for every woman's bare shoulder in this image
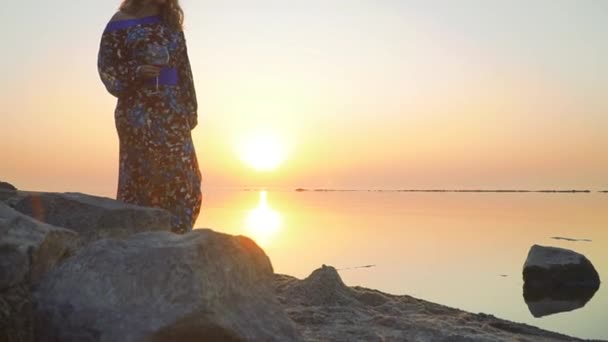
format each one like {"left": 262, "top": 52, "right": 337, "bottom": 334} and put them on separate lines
{"left": 109, "top": 11, "right": 136, "bottom": 22}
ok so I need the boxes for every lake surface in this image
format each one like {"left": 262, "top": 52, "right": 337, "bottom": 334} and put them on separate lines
{"left": 195, "top": 189, "right": 608, "bottom": 340}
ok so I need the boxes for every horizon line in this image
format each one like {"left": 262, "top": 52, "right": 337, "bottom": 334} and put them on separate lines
{"left": 234, "top": 188, "right": 608, "bottom": 194}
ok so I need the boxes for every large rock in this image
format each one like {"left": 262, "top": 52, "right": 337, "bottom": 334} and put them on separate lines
{"left": 0, "top": 204, "right": 80, "bottom": 292}
{"left": 0, "top": 203, "right": 80, "bottom": 342}
{"left": 0, "top": 181, "right": 17, "bottom": 191}
{"left": 276, "top": 265, "right": 362, "bottom": 307}
{"left": 12, "top": 192, "right": 173, "bottom": 246}
{"left": 523, "top": 245, "right": 600, "bottom": 289}
{"left": 0, "top": 181, "right": 18, "bottom": 202}
{"left": 275, "top": 266, "right": 583, "bottom": 342}
{"left": 0, "top": 190, "right": 18, "bottom": 204}
{"left": 522, "top": 245, "right": 601, "bottom": 318}
{"left": 33, "top": 230, "right": 300, "bottom": 342}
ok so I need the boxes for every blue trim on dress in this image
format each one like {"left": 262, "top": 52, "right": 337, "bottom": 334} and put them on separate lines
{"left": 145, "top": 67, "right": 180, "bottom": 87}
{"left": 104, "top": 15, "right": 161, "bottom": 33}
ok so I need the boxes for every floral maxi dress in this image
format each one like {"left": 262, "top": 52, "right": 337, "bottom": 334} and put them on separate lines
{"left": 98, "top": 16, "right": 202, "bottom": 234}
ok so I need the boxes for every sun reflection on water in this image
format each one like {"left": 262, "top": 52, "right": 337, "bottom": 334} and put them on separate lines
{"left": 245, "top": 191, "right": 282, "bottom": 246}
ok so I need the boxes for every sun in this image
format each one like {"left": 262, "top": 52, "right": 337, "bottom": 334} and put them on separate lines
{"left": 238, "top": 133, "right": 287, "bottom": 171}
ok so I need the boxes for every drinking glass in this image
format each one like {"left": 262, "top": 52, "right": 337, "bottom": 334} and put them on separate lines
{"left": 145, "top": 44, "right": 170, "bottom": 93}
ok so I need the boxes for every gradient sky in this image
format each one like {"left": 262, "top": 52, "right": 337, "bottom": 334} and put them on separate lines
{"left": 1, "top": 0, "right": 607, "bottom": 196}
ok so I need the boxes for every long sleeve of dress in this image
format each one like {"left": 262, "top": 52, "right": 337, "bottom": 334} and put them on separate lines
{"left": 98, "top": 31, "right": 140, "bottom": 98}
{"left": 178, "top": 32, "right": 198, "bottom": 129}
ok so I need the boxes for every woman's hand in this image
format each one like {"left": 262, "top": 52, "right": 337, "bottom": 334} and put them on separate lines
{"left": 136, "top": 65, "right": 162, "bottom": 80}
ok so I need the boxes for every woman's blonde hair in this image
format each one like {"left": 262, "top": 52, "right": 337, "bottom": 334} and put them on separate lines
{"left": 120, "top": 0, "right": 184, "bottom": 31}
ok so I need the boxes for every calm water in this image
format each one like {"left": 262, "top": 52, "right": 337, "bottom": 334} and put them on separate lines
{"left": 196, "top": 190, "right": 608, "bottom": 340}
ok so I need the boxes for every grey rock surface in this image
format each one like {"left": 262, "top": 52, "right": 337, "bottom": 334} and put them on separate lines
{"left": 523, "top": 245, "right": 600, "bottom": 288}
{"left": 0, "top": 203, "right": 80, "bottom": 342}
{"left": 0, "top": 204, "right": 80, "bottom": 291}
{"left": 33, "top": 230, "right": 300, "bottom": 342}
{"left": 0, "top": 181, "right": 17, "bottom": 191}
{"left": 12, "top": 192, "right": 173, "bottom": 246}
{"left": 522, "top": 245, "right": 601, "bottom": 318}
{"left": 275, "top": 265, "right": 584, "bottom": 342}
{"left": 0, "top": 181, "right": 18, "bottom": 202}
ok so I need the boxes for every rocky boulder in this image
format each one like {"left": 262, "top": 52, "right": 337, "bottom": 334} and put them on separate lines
{"left": 0, "top": 181, "right": 17, "bottom": 191}
{"left": 0, "top": 203, "right": 80, "bottom": 342}
{"left": 522, "top": 245, "right": 600, "bottom": 318}
{"left": 0, "top": 181, "right": 18, "bottom": 202}
{"left": 523, "top": 245, "right": 600, "bottom": 289}
{"left": 276, "top": 265, "right": 368, "bottom": 307}
{"left": 33, "top": 229, "right": 300, "bottom": 342}
{"left": 12, "top": 192, "right": 173, "bottom": 246}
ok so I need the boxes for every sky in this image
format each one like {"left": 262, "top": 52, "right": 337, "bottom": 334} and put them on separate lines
{"left": 1, "top": 0, "right": 607, "bottom": 196}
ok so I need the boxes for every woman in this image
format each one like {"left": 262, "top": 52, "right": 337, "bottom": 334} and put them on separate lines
{"left": 98, "top": 0, "right": 202, "bottom": 234}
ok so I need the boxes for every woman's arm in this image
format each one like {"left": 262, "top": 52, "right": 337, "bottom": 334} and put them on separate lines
{"left": 178, "top": 32, "right": 198, "bottom": 129}
{"left": 97, "top": 30, "right": 141, "bottom": 98}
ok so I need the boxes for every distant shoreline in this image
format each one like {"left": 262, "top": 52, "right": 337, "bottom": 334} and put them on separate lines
{"left": 236, "top": 188, "right": 608, "bottom": 194}
{"left": 291, "top": 189, "right": 597, "bottom": 193}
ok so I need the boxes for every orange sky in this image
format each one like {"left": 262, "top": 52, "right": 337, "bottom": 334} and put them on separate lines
{"left": 1, "top": 1, "right": 607, "bottom": 196}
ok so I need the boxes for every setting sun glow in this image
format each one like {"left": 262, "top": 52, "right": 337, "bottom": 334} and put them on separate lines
{"left": 237, "top": 134, "right": 287, "bottom": 171}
